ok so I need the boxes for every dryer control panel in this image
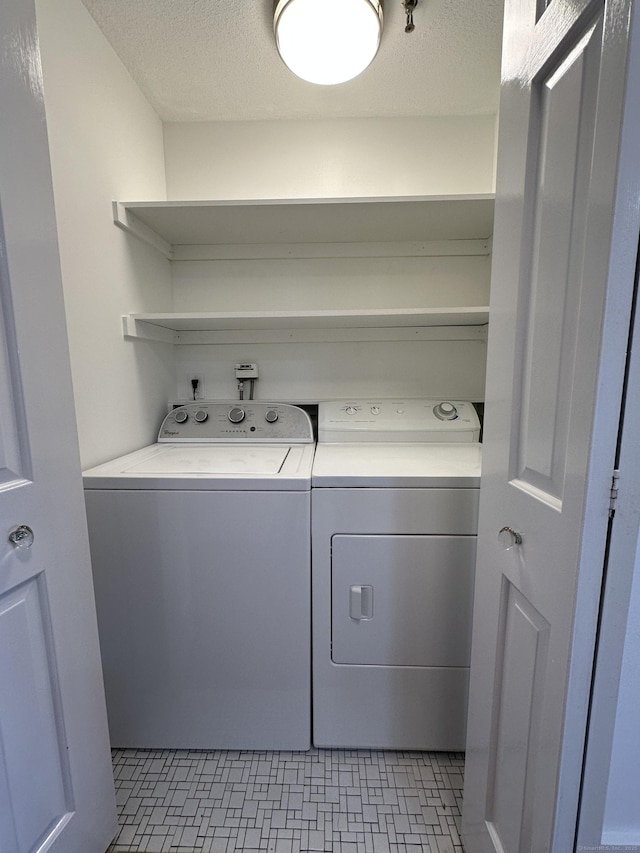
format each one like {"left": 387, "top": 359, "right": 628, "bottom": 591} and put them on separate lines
{"left": 159, "top": 402, "right": 314, "bottom": 443}
{"left": 318, "top": 399, "right": 480, "bottom": 442}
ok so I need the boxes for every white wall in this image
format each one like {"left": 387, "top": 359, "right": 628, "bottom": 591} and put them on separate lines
{"left": 175, "top": 335, "right": 488, "bottom": 404}
{"left": 163, "top": 116, "right": 496, "bottom": 200}
{"left": 171, "top": 252, "right": 490, "bottom": 402}
{"left": 172, "top": 255, "right": 491, "bottom": 313}
{"left": 36, "top": 0, "right": 174, "bottom": 468}
{"left": 602, "top": 549, "right": 640, "bottom": 845}
{"left": 165, "top": 116, "right": 495, "bottom": 403}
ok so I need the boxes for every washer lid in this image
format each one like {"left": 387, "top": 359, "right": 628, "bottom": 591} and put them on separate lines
{"left": 123, "top": 445, "right": 291, "bottom": 475}
{"left": 83, "top": 443, "right": 315, "bottom": 490}
{"left": 312, "top": 442, "right": 481, "bottom": 487}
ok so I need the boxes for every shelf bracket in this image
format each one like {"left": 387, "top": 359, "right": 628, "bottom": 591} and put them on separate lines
{"left": 113, "top": 202, "right": 173, "bottom": 259}
{"left": 122, "top": 315, "right": 176, "bottom": 343}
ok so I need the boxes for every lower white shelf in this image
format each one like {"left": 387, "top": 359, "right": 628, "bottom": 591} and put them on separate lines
{"left": 122, "top": 308, "right": 490, "bottom": 344}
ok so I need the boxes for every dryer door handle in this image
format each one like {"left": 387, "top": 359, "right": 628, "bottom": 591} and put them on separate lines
{"left": 349, "top": 585, "right": 373, "bottom": 621}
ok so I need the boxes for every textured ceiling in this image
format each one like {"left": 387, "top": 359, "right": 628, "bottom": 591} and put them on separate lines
{"left": 79, "top": 0, "right": 504, "bottom": 122}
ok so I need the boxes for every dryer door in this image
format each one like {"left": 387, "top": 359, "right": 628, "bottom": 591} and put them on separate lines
{"left": 331, "top": 534, "right": 476, "bottom": 667}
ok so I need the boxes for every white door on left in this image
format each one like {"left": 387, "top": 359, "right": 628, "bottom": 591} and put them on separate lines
{"left": 0, "top": 0, "right": 117, "bottom": 851}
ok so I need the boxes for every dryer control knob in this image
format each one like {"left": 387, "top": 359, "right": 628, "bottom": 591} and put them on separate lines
{"left": 174, "top": 409, "right": 188, "bottom": 423}
{"left": 265, "top": 409, "right": 279, "bottom": 423}
{"left": 194, "top": 410, "right": 208, "bottom": 423}
{"left": 228, "top": 406, "right": 246, "bottom": 424}
{"left": 434, "top": 402, "right": 458, "bottom": 420}
{"left": 346, "top": 406, "right": 358, "bottom": 415}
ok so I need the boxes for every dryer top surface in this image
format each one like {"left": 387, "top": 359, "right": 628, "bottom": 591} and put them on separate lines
{"left": 312, "top": 442, "right": 481, "bottom": 488}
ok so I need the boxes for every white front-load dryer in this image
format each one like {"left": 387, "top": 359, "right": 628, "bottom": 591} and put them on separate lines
{"left": 83, "top": 402, "right": 314, "bottom": 750}
{"left": 312, "top": 399, "right": 481, "bottom": 750}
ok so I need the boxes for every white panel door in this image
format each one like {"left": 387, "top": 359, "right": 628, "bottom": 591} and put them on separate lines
{"left": 462, "top": 1, "right": 640, "bottom": 852}
{"left": 0, "top": 0, "right": 117, "bottom": 851}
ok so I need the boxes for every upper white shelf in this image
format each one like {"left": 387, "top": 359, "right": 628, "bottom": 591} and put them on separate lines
{"left": 127, "top": 307, "right": 489, "bottom": 331}
{"left": 113, "top": 195, "right": 495, "bottom": 257}
{"left": 122, "top": 308, "right": 490, "bottom": 344}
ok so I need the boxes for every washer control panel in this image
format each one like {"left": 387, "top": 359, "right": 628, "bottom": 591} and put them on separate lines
{"left": 318, "top": 399, "right": 480, "bottom": 443}
{"left": 158, "top": 402, "right": 314, "bottom": 443}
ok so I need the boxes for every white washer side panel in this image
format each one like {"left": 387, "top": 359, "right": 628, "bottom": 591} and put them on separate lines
{"left": 312, "top": 488, "right": 479, "bottom": 750}
{"left": 85, "top": 489, "right": 311, "bottom": 750}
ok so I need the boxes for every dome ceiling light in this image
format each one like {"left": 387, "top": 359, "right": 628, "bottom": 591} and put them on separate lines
{"left": 273, "top": 0, "right": 384, "bottom": 86}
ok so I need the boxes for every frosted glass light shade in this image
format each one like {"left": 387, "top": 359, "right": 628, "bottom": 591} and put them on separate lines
{"left": 274, "top": 0, "right": 383, "bottom": 86}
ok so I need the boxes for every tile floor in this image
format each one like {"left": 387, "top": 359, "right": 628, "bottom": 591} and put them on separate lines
{"left": 108, "top": 748, "right": 465, "bottom": 853}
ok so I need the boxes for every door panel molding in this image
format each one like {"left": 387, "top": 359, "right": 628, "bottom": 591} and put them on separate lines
{"left": 511, "top": 15, "right": 603, "bottom": 505}
{"left": 0, "top": 209, "right": 30, "bottom": 488}
{"left": 485, "top": 580, "right": 550, "bottom": 853}
{"left": 0, "top": 576, "right": 74, "bottom": 852}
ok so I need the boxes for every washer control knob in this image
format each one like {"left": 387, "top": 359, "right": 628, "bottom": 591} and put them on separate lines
{"left": 434, "top": 401, "right": 458, "bottom": 420}
{"left": 228, "top": 407, "right": 246, "bottom": 424}
{"left": 345, "top": 406, "right": 358, "bottom": 415}
{"left": 265, "top": 409, "right": 279, "bottom": 423}
{"left": 174, "top": 409, "right": 188, "bottom": 423}
{"left": 371, "top": 406, "right": 380, "bottom": 415}
{"left": 194, "top": 409, "right": 208, "bottom": 423}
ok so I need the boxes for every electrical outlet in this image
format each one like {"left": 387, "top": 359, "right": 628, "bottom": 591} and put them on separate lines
{"left": 188, "top": 375, "right": 205, "bottom": 400}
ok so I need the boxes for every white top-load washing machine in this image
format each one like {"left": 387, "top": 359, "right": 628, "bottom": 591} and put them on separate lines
{"left": 83, "top": 402, "right": 314, "bottom": 750}
{"left": 312, "top": 399, "right": 481, "bottom": 750}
